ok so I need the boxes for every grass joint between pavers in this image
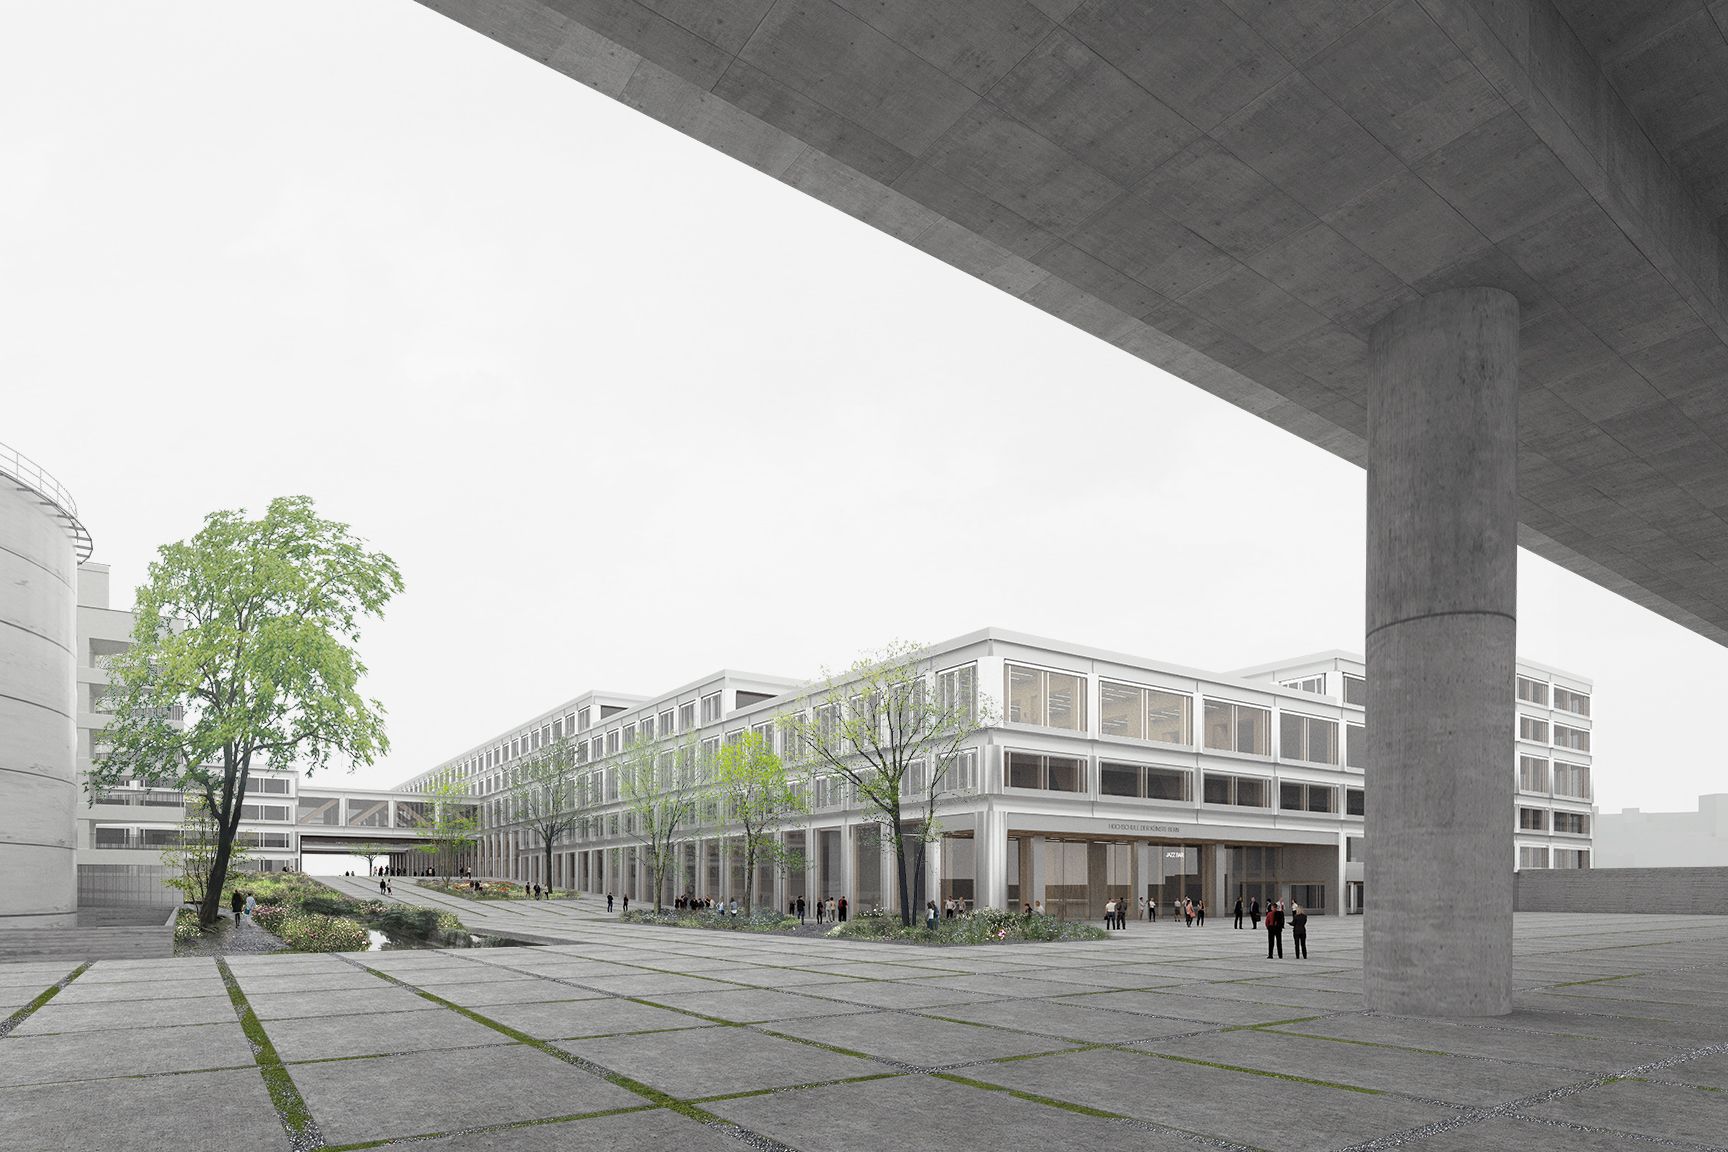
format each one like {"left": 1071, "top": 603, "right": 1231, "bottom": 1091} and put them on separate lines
{"left": 0, "top": 962, "right": 88, "bottom": 1039}
{"left": 217, "top": 957, "right": 326, "bottom": 1151}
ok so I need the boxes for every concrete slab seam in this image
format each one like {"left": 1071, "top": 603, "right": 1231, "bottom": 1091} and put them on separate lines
{"left": 216, "top": 957, "right": 326, "bottom": 1152}
{"left": 0, "top": 962, "right": 87, "bottom": 1039}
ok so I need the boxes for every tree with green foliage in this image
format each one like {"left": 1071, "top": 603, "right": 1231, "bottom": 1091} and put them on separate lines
{"left": 160, "top": 793, "right": 249, "bottom": 907}
{"left": 712, "top": 730, "right": 803, "bottom": 915}
{"left": 510, "top": 736, "right": 581, "bottom": 892}
{"left": 351, "top": 842, "right": 390, "bottom": 876}
{"left": 90, "top": 496, "right": 402, "bottom": 927}
{"left": 619, "top": 733, "right": 706, "bottom": 912}
{"left": 411, "top": 774, "right": 479, "bottom": 881}
{"left": 782, "top": 641, "right": 993, "bottom": 926}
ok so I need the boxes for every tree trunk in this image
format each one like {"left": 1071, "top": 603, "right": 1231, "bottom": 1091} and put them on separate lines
{"left": 198, "top": 757, "right": 247, "bottom": 927}
{"left": 544, "top": 840, "right": 553, "bottom": 895}
{"left": 892, "top": 816, "right": 913, "bottom": 927}
{"left": 743, "top": 835, "right": 755, "bottom": 916}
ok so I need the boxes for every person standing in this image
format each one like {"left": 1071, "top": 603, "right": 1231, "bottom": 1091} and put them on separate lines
{"left": 1183, "top": 898, "right": 1193, "bottom": 927}
{"left": 926, "top": 901, "right": 938, "bottom": 930}
{"left": 1233, "top": 896, "right": 1244, "bottom": 929}
{"left": 1104, "top": 897, "right": 1115, "bottom": 930}
{"left": 622, "top": 894, "right": 630, "bottom": 912}
{"left": 606, "top": 892, "right": 614, "bottom": 912}
{"left": 1250, "top": 896, "right": 1261, "bottom": 929}
{"left": 797, "top": 895, "right": 806, "bottom": 923}
{"left": 1266, "top": 900, "right": 1284, "bottom": 959}
{"left": 1291, "top": 903, "right": 1308, "bottom": 959}
{"left": 1196, "top": 899, "right": 1205, "bottom": 927}
{"left": 1149, "top": 898, "right": 1157, "bottom": 923}
{"left": 838, "top": 896, "right": 848, "bottom": 923}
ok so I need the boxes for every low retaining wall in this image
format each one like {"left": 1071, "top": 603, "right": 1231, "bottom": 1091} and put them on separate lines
{"left": 0, "top": 906, "right": 176, "bottom": 964}
{"left": 1514, "top": 867, "right": 1728, "bottom": 915}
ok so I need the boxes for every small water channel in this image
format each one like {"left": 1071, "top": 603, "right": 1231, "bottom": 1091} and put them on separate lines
{"left": 362, "top": 926, "right": 536, "bottom": 951}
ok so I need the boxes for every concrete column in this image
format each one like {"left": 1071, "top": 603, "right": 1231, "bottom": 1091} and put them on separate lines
{"left": 1028, "top": 836, "right": 1047, "bottom": 911}
{"left": 1365, "top": 287, "right": 1518, "bottom": 1017}
{"left": 926, "top": 837, "right": 941, "bottom": 908}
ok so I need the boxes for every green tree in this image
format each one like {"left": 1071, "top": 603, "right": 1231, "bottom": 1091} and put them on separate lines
{"left": 411, "top": 774, "right": 479, "bottom": 881}
{"left": 782, "top": 641, "right": 993, "bottom": 926}
{"left": 712, "top": 730, "right": 803, "bottom": 915}
{"left": 351, "top": 842, "right": 390, "bottom": 876}
{"left": 160, "top": 793, "right": 249, "bottom": 907}
{"left": 619, "top": 733, "right": 705, "bottom": 912}
{"left": 90, "top": 496, "right": 402, "bottom": 927}
{"left": 510, "top": 736, "right": 581, "bottom": 893}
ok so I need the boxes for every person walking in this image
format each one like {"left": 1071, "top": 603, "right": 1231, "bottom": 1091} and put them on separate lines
{"left": 1250, "top": 896, "right": 1261, "bottom": 929}
{"left": 623, "top": 894, "right": 630, "bottom": 912}
{"left": 797, "top": 895, "right": 806, "bottom": 923}
{"left": 1183, "top": 898, "right": 1193, "bottom": 927}
{"left": 1265, "top": 900, "right": 1284, "bottom": 959}
{"left": 243, "top": 891, "right": 256, "bottom": 923}
{"left": 606, "top": 892, "right": 614, "bottom": 912}
{"left": 1233, "top": 896, "right": 1244, "bottom": 929}
{"left": 1137, "top": 895, "right": 1147, "bottom": 922}
{"left": 230, "top": 888, "right": 243, "bottom": 923}
{"left": 1197, "top": 899, "right": 1206, "bottom": 926}
{"left": 1291, "top": 903, "right": 1308, "bottom": 959}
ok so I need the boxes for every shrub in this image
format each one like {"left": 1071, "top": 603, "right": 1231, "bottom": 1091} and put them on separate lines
{"left": 173, "top": 908, "right": 204, "bottom": 944}
{"left": 619, "top": 907, "right": 796, "bottom": 934}
{"left": 831, "top": 907, "right": 1107, "bottom": 945}
{"left": 251, "top": 903, "right": 289, "bottom": 934}
{"left": 276, "top": 912, "right": 370, "bottom": 952}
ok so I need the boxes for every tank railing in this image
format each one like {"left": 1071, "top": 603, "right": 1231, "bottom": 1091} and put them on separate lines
{"left": 0, "top": 438, "right": 93, "bottom": 562}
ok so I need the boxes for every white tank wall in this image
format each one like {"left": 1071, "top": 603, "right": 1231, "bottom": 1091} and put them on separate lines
{"left": 0, "top": 482, "right": 79, "bottom": 929}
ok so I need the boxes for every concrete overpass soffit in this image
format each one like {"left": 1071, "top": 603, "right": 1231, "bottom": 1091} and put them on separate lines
{"left": 415, "top": 0, "right": 1728, "bottom": 646}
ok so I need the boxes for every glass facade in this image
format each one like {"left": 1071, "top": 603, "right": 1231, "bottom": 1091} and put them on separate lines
{"left": 1203, "top": 699, "right": 1270, "bottom": 755}
{"left": 1100, "top": 680, "right": 1191, "bottom": 744}
{"left": 1006, "top": 664, "right": 1087, "bottom": 731}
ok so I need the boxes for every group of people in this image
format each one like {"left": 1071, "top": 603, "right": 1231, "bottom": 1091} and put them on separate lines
{"left": 803, "top": 896, "right": 847, "bottom": 924}
{"left": 605, "top": 892, "right": 629, "bottom": 912}
{"left": 228, "top": 889, "right": 257, "bottom": 923}
{"left": 1228, "top": 896, "right": 1309, "bottom": 958}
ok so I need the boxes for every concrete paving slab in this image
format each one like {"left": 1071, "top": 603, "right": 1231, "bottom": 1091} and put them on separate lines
{"left": 1666, "top": 1048, "right": 1728, "bottom": 1089}
{"left": 578, "top": 972, "right": 734, "bottom": 997}
{"left": 1136, "top": 1028, "right": 1576, "bottom": 1106}
{"left": 927, "top": 997, "right": 1209, "bottom": 1043}
{"left": 0, "top": 1020, "right": 255, "bottom": 1085}
{"left": 1267, "top": 1011, "right": 1675, "bottom": 1072}
{"left": 766, "top": 1009, "right": 1078, "bottom": 1066}
{"left": 53, "top": 976, "right": 229, "bottom": 1003}
{"left": 224, "top": 969, "right": 382, "bottom": 995}
{"left": 405, "top": 1106, "right": 745, "bottom": 1151}
{"left": 414, "top": 978, "right": 606, "bottom": 1008}
{"left": 1052, "top": 987, "right": 1324, "bottom": 1026}
{"left": 1393, "top": 1114, "right": 1686, "bottom": 1150}
{"left": 243, "top": 985, "right": 438, "bottom": 1020}
{"left": 706, "top": 1068, "right": 1197, "bottom": 1150}
{"left": 1520, "top": 1075, "right": 1728, "bottom": 1144}
{"left": 789, "top": 978, "right": 1009, "bottom": 1009}
{"left": 268, "top": 1006, "right": 518, "bottom": 1061}
{"left": 0, "top": 1066, "right": 283, "bottom": 1152}
{"left": 561, "top": 1024, "right": 876, "bottom": 1096}
{"left": 0, "top": 963, "right": 79, "bottom": 989}
{"left": 14, "top": 994, "right": 237, "bottom": 1035}
{"left": 477, "top": 997, "right": 714, "bottom": 1040}
{"left": 643, "top": 986, "right": 875, "bottom": 1024}
{"left": 972, "top": 1047, "right": 1460, "bottom": 1150}
{"left": 290, "top": 1043, "right": 642, "bottom": 1146}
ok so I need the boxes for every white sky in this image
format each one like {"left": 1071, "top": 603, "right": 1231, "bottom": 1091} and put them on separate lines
{"left": 4, "top": 3, "right": 1720, "bottom": 813}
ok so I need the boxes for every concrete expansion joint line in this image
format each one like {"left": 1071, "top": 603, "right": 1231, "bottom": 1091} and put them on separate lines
{"left": 1364, "top": 608, "right": 1516, "bottom": 640}
{"left": 0, "top": 961, "right": 89, "bottom": 1039}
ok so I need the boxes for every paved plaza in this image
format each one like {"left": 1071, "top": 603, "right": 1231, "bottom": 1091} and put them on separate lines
{"left": 2, "top": 911, "right": 1725, "bottom": 1152}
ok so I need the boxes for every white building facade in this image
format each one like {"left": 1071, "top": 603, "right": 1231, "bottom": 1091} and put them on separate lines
{"left": 401, "top": 629, "right": 1596, "bottom": 918}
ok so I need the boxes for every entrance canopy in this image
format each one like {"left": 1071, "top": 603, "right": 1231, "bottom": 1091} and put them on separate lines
{"left": 417, "top": 0, "right": 1728, "bottom": 643}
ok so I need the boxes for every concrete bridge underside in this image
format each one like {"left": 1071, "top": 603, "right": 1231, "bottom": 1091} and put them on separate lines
{"left": 411, "top": 0, "right": 1728, "bottom": 1015}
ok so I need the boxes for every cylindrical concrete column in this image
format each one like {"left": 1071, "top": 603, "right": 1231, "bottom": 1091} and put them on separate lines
{"left": 1365, "top": 288, "right": 1518, "bottom": 1017}
{"left": 0, "top": 457, "right": 83, "bottom": 931}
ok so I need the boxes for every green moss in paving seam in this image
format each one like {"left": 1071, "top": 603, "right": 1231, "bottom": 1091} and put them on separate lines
{"left": 319, "top": 1104, "right": 658, "bottom": 1152}
{"left": 619, "top": 995, "right": 742, "bottom": 1028}
{"left": 932, "top": 1072, "right": 1122, "bottom": 1119}
{"left": 984, "top": 1043, "right": 1113, "bottom": 1064}
{"left": 1264, "top": 1029, "right": 1455, "bottom": 1058}
{"left": 1133, "top": 1049, "right": 1382, "bottom": 1094}
{"left": 753, "top": 1027, "right": 883, "bottom": 1064}
{"left": 0, "top": 962, "right": 88, "bottom": 1039}
{"left": 217, "top": 958, "right": 325, "bottom": 1151}
{"left": 1221, "top": 1015, "right": 1327, "bottom": 1032}
{"left": 1551, "top": 973, "right": 1640, "bottom": 988}
{"left": 690, "top": 1072, "right": 904, "bottom": 1104}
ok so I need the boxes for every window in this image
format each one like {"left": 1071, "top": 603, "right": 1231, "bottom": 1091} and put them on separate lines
{"left": 937, "top": 749, "right": 979, "bottom": 794}
{"left": 1346, "top": 787, "right": 1364, "bottom": 816}
{"left": 1519, "top": 755, "right": 1548, "bottom": 792}
{"left": 1553, "top": 724, "right": 1590, "bottom": 752}
{"left": 1342, "top": 673, "right": 1366, "bottom": 707}
{"left": 1553, "top": 686, "right": 1591, "bottom": 717}
{"left": 1346, "top": 835, "right": 1364, "bottom": 861}
{"left": 1279, "top": 781, "right": 1336, "bottom": 813}
{"left": 1281, "top": 675, "right": 1325, "bottom": 695}
{"left": 1518, "top": 716, "right": 1549, "bottom": 743}
{"left": 1004, "top": 751, "right": 1086, "bottom": 793}
{"left": 700, "top": 693, "right": 722, "bottom": 724}
{"left": 578, "top": 707, "right": 591, "bottom": 733}
{"left": 245, "top": 777, "right": 290, "bottom": 795}
{"left": 658, "top": 709, "right": 674, "bottom": 736}
{"left": 1516, "top": 676, "right": 1549, "bottom": 706}
{"left": 936, "top": 664, "right": 977, "bottom": 726}
{"left": 1553, "top": 811, "right": 1590, "bottom": 835}
{"left": 1202, "top": 772, "right": 1269, "bottom": 807}
{"left": 1099, "top": 760, "right": 1191, "bottom": 801}
{"left": 1345, "top": 723, "right": 1366, "bottom": 769}
{"left": 700, "top": 736, "right": 720, "bottom": 767}
{"left": 621, "top": 722, "right": 636, "bottom": 747}
{"left": 1005, "top": 664, "right": 1087, "bottom": 731}
{"left": 605, "top": 730, "right": 620, "bottom": 757}
{"left": 1518, "top": 845, "right": 1548, "bottom": 869}
{"left": 1552, "top": 848, "right": 1590, "bottom": 868}
{"left": 1553, "top": 761, "right": 1591, "bottom": 800}
{"left": 239, "top": 803, "right": 290, "bottom": 823}
{"left": 1280, "top": 713, "right": 1340, "bottom": 764}
{"left": 678, "top": 702, "right": 697, "bottom": 731}
{"left": 1518, "top": 806, "right": 1548, "bottom": 831}
{"left": 638, "top": 716, "right": 654, "bottom": 741}
{"left": 1203, "top": 699, "right": 1271, "bottom": 755}
{"left": 1100, "top": 680, "right": 1192, "bottom": 744}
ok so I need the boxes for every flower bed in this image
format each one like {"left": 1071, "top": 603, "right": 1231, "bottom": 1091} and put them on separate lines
{"left": 619, "top": 907, "right": 798, "bottom": 933}
{"left": 275, "top": 911, "right": 370, "bottom": 952}
{"left": 830, "top": 907, "right": 1109, "bottom": 945}
{"left": 420, "top": 878, "right": 577, "bottom": 902}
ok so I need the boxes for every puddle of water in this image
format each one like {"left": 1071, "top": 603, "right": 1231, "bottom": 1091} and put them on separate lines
{"left": 364, "top": 927, "right": 535, "bottom": 951}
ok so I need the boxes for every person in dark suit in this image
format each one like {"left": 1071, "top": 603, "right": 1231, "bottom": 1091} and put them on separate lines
{"left": 1290, "top": 903, "right": 1308, "bottom": 959}
{"left": 1265, "top": 900, "right": 1284, "bottom": 959}
{"left": 1250, "top": 896, "right": 1261, "bottom": 929}
{"left": 1233, "top": 896, "right": 1244, "bottom": 929}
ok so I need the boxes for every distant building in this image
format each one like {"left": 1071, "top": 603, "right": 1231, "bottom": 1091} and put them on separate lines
{"left": 1595, "top": 795, "right": 1728, "bottom": 868}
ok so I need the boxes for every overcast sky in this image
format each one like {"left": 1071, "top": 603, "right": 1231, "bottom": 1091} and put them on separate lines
{"left": 4, "top": 2, "right": 1720, "bottom": 813}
